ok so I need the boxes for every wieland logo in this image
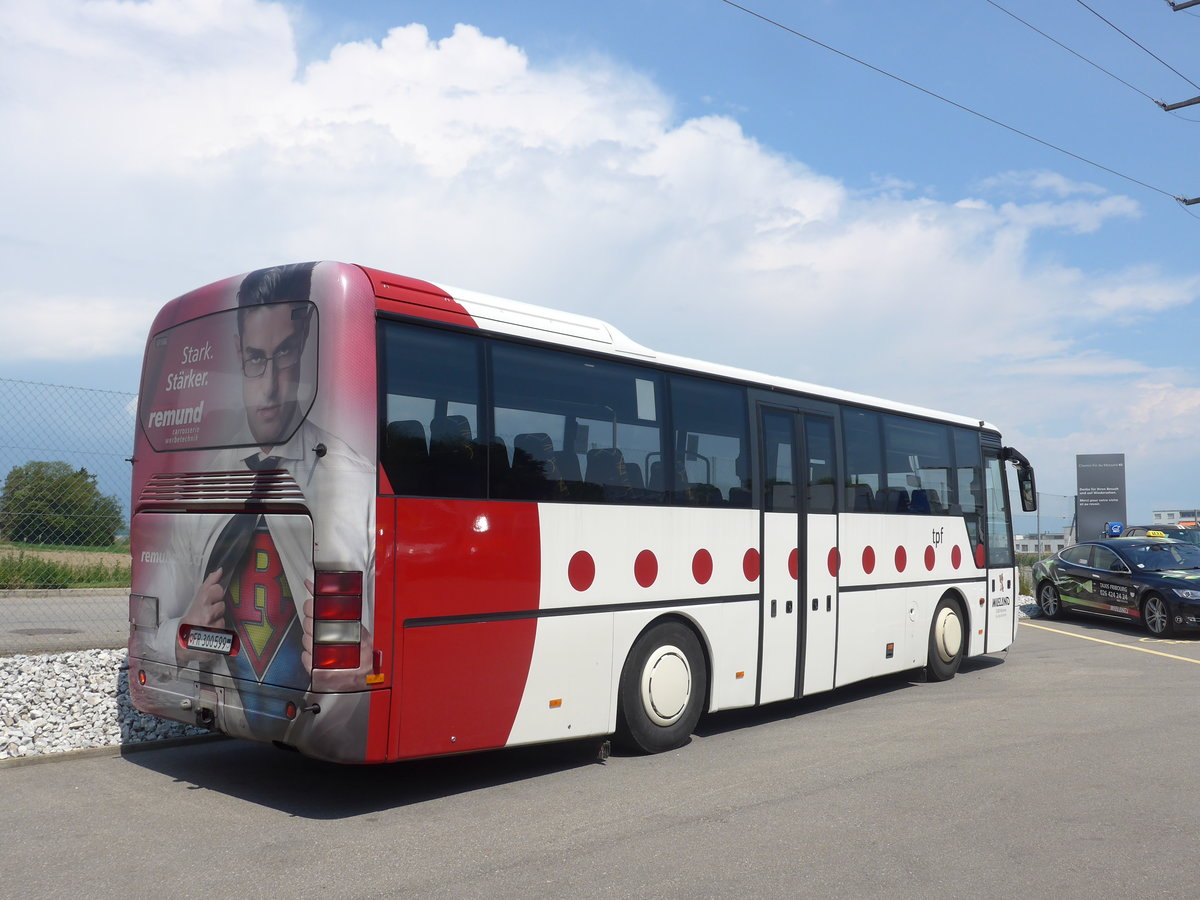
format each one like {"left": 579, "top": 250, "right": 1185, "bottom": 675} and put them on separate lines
{"left": 148, "top": 400, "right": 205, "bottom": 429}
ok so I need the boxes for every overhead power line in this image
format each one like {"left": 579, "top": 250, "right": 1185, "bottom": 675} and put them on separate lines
{"left": 986, "top": 0, "right": 1198, "bottom": 116}
{"left": 715, "top": 0, "right": 1199, "bottom": 208}
{"left": 984, "top": 0, "right": 1159, "bottom": 106}
{"left": 1072, "top": 0, "right": 1200, "bottom": 92}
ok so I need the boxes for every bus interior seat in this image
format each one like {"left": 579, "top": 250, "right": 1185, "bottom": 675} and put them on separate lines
{"left": 728, "top": 453, "right": 751, "bottom": 506}
{"left": 648, "top": 459, "right": 689, "bottom": 495}
{"left": 429, "top": 414, "right": 481, "bottom": 494}
{"left": 877, "top": 486, "right": 910, "bottom": 513}
{"left": 383, "top": 419, "right": 429, "bottom": 493}
{"left": 554, "top": 448, "right": 582, "bottom": 484}
{"left": 586, "top": 447, "right": 632, "bottom": 499}
{"left": 689, "top": 483, "right": 724, "bottom": 506}
{"left": 846, "top": 483, "right": 875, "bottom": 512}
{"left": 625, "top": 462, "right": 645, "bottom": 490}
{"left": 513, "top": 431, "right": 564, "bottom": 498}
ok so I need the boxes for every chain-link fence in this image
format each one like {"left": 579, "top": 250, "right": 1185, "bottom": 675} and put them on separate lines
{"left": 2, "top": 379, "right": 1084, "bottom": 652}
{"left": 1, "top": 378, "right": 134, "bottom": 654}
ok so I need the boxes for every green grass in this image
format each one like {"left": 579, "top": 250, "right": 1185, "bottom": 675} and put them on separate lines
{"left": 1, "top": 538, "right": 129, "bottom": 554}
{"left": 0, "top": 550, "right": 130, "bottom": 590}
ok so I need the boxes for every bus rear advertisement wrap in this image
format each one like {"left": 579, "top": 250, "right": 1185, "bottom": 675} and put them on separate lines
{"left": 129, "top": 262, "right": 380, "bottom": 763}
{"left": 129, "top": 260, "right": 1036, "bottom": 765}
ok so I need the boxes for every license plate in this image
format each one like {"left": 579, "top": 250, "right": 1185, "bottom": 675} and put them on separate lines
{"left": 186, "top": 627, "right": 234, "bottom": 655}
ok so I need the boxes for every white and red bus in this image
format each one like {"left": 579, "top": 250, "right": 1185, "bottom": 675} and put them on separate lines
{"left": 128, "top": 261, "right": 1036, "bottom": 764}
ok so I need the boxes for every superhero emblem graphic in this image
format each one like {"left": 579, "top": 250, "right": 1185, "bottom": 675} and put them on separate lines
{"left": 228, "top": 528, "right": 297, "bottom": 680}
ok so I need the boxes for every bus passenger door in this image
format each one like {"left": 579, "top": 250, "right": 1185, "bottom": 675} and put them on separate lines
{"left": 801, "top": 415, "right": 837, "bottom": 695}
{"left": 759, "top": 408, "right": 801, "bottom": 705}
{"left": 757, "top": 406, "right": 839, "bottom": 704}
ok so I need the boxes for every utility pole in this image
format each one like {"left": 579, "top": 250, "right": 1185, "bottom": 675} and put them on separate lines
{"left": 1165, "top": 0, "right": 1200, "bottom": 9}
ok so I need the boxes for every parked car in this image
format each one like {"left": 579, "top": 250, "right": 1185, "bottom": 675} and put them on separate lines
{"left": 1032, "top": 537, "right": 1200, "bottom": 636}
{"left": 1120, "top": 524, "right": 1200, "bottom": 546}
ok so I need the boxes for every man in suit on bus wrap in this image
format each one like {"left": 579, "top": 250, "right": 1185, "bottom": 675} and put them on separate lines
{"left": 154, "top": 262, "right": 375, "bottom": 755}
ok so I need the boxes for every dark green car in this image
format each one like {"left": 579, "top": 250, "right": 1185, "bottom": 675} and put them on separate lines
{"left": 1032, "top": 538, "right": 1200, "bottom": 636}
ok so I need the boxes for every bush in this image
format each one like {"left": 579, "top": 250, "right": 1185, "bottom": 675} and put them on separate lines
{"left": 0, "top": 461, "right": 124, "bottom": 546}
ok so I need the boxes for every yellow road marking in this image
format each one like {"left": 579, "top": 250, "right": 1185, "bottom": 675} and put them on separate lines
{"left": 1021, "top": 620, "right": 1200, "bottom": 664}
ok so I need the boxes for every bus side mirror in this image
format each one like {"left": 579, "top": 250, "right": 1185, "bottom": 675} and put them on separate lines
{"left": 1017, "top": 464, "right": 1037, "bottom": 513}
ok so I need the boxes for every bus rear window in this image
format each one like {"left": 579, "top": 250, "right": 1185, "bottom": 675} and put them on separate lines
{"left": 139, "top": 302, "right": 319, "bottom": 451}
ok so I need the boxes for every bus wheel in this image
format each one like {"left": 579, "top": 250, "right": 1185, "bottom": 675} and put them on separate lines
{"left": 926, "top": 595, "right": 965, "bottom": 682}
{"left": 616, "top": 621, "right": 707, "bottom": 754}
{"left": 1143, "top": 593, "right": 1173, "bottom": 637}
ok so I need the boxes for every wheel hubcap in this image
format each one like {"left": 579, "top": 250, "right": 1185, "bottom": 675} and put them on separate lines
{"left": 1040, "top": 587, "right": 1057, "bottom": 615}
{"left": 640, "top": 645, "right": 691, "bottom": 726}
{"left": 934, "top": 608, "right": 962, "bottom": 664}
{"left": 1147, "top": 599, "right": 1167, "bottom": 633}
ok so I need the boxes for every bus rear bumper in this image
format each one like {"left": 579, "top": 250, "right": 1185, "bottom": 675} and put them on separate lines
{"left": 127, "top": 656, "right": 375, "bottom": 763}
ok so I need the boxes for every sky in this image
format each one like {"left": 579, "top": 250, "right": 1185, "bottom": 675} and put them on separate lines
{"left": 2, "top": 0, "right": 1199, "bottom": 532}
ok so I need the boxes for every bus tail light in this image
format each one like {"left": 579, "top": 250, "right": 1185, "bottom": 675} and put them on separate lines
{"left": 313, "top": 570, "right": 363, "bottom": 670}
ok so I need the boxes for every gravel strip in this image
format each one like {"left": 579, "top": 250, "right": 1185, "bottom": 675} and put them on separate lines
{"left": 2, "top": 598, "right": 1040, "bottom": 761}
{"left": 1, "top": 648, "right": 206, "bottom": 761}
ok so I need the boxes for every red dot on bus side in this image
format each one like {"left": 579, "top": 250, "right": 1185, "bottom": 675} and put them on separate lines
{"left": 743, "top": 548, "right": 761, "bottom": 582}
{"left": 862, "top": 546, "right": 876, "bottom": 575}
{"left": 788, "top": 548, "right": 799, "bottom": 580}
{"left": 924, "top": 545, "right": 936, "bottom": 571}
{"left": 634, "top": 549, "right": 658, "bottom": 588}
{"left": 568, "top": 551, "right": 595, "bottom": 592}
{"left": 975, "top": 543, "right": 986, "bottom": 569}
{"left": 895, "top": 546, "right": 907, "bottom": 573}
{"left": 951, "top": 545, "right": 962, "bottom": 569}
{"left": 692, "top": 549, "right": 713, "bottom": 585}
{"left": 827, "top": 548, "right": 840, "bottom": 578}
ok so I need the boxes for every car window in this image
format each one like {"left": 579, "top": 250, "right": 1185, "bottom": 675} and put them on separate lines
{"left": 1124, "top": 541, "right": 1200, "bottom": 572}
{"left": 1060, "top": 545, "right": 1092, "bottom": 566}
{"left": 1092, "top": 546, "right": 1125, "bottom": 573}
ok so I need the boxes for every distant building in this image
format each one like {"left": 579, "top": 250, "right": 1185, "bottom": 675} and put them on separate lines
{"left": 1153, "top": 509, "right": 1200, "bottom": 526}
{"left": 1014, "top": 533, "right": 1068, "bottom": 555}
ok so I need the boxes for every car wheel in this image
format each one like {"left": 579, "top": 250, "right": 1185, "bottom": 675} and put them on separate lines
{"left": 1142, "top": 593, "right": 1174, "bottom": 637}
{"left": 1037, "top": 582, "right": 1064, "bottom": 619}
{"left": 926, "top": 594, "right": 965, "bottom": 682}
{"left": 616, "top": 620, "right": 707, "bottom": 754}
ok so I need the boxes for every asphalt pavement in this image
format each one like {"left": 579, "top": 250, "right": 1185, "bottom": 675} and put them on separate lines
{"left": 5, "top": 616, "right": 1200, "bottom": 898}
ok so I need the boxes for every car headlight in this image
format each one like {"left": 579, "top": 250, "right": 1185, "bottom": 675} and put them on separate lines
{"left": 1174, "top": 589, "right": 1200, "bottom": 600}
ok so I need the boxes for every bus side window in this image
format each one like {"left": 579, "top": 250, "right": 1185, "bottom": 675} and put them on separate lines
{"left": 379, "top": 323, "right": 485, "bottom": 499}
{"left": 842, "top": 408, "right": 882, "bottom": 513}
{"left": 492, "top": 342, "right": 666, "bottom": 505}
{"left": 668, "top": 374, "right": 750, "bottom": 508}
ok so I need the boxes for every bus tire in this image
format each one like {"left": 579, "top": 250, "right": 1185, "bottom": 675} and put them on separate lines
{"left": 926, "top": 594, "right": 965, "bottom": 682}
{"left": 616, "top": 620, "right": 707, "bottom": 754}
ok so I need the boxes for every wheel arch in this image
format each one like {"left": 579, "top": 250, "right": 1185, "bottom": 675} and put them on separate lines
{"left": 614, "top": 611, "right": 715, "bottom": 725}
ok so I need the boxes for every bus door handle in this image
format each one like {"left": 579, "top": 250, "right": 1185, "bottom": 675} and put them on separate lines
{"left": 770, "top": 598, "right": 777, "bottom": 618}
{"left": 812, "top": 597, "right": 818, "bottom": 612}
{"left": 826, "top": 595, "right": 832, "bottom": 612}
{"left": 785, "top": 600, "right": 793, "bottom": 614}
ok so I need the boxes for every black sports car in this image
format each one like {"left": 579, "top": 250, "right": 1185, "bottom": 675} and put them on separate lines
{"left": 1032, "top": 537, "right": 1200, "bottom": 636}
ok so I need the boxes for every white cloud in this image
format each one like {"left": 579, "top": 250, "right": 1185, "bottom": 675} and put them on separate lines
{"left": 1, "top": 0, "right": 1198, "bottom": 517}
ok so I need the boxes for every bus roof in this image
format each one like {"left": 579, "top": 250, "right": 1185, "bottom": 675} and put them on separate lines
{"left": 429, "top": 276, "right": 995, "bottom": 433}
